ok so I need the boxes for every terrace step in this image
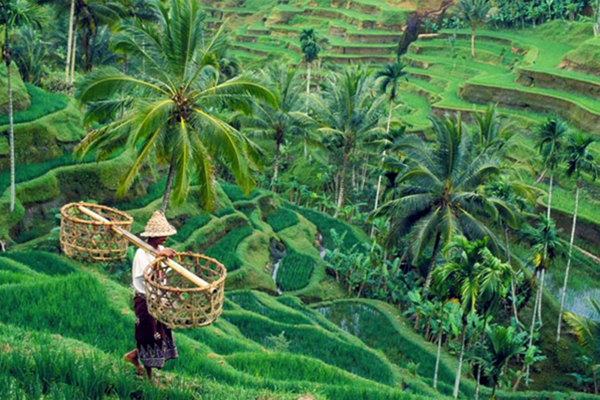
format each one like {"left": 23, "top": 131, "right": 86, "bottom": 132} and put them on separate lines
{"left": 328, "top": 43, "right": 396, "bottom": 56}
{"left": 322, "top": 54, "right": 396, "bottom": 64}
{"left": 460, "top": 80, "right": 600, "bottom": 135}
{"left": 517, "top": 68, "right": 600, "bottom": 101}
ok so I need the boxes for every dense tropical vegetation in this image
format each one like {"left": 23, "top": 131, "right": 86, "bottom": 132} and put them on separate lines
{"left": 2, "top": 0, "right": 600, "bottom": 398}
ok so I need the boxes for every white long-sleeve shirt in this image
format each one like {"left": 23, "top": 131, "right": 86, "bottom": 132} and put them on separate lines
{"left": 132, "top": 246, "right": 164, "bottom": 295}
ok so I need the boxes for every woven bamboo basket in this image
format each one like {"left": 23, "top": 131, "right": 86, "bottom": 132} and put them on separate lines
{"left": 60, "top": 202, "right": 133, "bottom": 262}
{"left": 144, "top": 252, "right": 227, "bottom": 329}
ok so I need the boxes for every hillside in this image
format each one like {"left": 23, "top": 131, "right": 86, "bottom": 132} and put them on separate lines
{"left": 3, "top": 0, "right": 600, "bottom": 398}
{"left": 199, "top": 0, "right": 450, "bottom": 65}
{"left": 3, "top": 250, "right": 596, "bottom": 399}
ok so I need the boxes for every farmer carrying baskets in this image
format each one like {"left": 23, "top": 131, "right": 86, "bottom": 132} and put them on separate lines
{"left": 124, "top": 211, "right": 179, "bottom": 379}
{"left": 60, "top": 202, "right": 227, "bottom": 380}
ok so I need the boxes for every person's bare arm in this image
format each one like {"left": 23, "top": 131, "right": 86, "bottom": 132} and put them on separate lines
{"left": 156, "top": 248, "right": 175, "bottom": 258}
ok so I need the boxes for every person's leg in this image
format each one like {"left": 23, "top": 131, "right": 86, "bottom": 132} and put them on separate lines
{"left": 145, "top": 366, "right": 152, "bottom": 381}
{"left": 124, "top": 349, "right": 145, "bottom": 375}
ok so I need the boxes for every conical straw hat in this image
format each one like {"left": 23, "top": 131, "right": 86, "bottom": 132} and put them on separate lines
{"left": 140, "top": 211, "right": 177, "bottom": 237}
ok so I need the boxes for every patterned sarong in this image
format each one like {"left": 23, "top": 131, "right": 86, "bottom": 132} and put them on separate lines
{"left": 134, "top": 293, "right": 178, "bottom": 369}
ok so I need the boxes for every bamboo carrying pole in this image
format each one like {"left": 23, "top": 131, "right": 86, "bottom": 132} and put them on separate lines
{"left": 78, "top": 205, "right": 211, "bottom": 288}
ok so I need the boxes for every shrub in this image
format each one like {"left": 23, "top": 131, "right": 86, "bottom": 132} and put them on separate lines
{"left": 205, "top": 226, "right": 253, "bottom": 272}
{"left": 266, "top": 208, "right": 299, "bottom": 232}
{"left": 276, "top": 251, "right": 315, "bottom": 292}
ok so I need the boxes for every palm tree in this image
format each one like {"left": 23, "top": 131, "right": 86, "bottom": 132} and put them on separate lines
{"left": 482, "top": 325, "right": 526, "bottom": 398}
{"left": 521, "top": 216, "right": 563, "bottom": 380}
{"left": 485, "top": 175, "right": 537, "bottom": 326}
{"left": 76, "top": 0, "right": 274, "bottom": 213}
{"left": 372, "top": 62, "right": 408, "bottom": 234}
{"left": 434, "top": 236, "right": 513, "bottom": 399}
{"left": 557, "top": 133, "right": 599, "bottom": 341}
{"left": 458, "top": 0, "right": 491, "bottom": 57}
{"left": 299, "top": 28, "right": 320, "bottom": 111}
{"left": 310, "top": 66, "right": 385, "bottom": 218}
{"left": 237, "top": 65, "right": 305, "bottom": 189}
{"left": 533, "top": 115, "right": 568, "bottom": 323}
{"left": 536, "top": 115, "right": 568, "bottom": 220}
{"left": 474, "top": 104, "right": 514, "bottom": 155}
{"left": 73, "top": 0, "right": 124, "bottom": 73}
{"left": 565, "top": 298, "right": 600, "bottom": 394}
{"left": 376, "top": 115, "right": 515, "bottom": 291}
{"left": 0, "top": 0, "right": 44, "bottom": 212}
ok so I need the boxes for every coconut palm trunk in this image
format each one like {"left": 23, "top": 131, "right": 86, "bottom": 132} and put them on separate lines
{"left": 527, "top": 269, "right": 542, "bottom": 385}
{"left": 424, "top": 232, "right": 442, "bottom": 293}
{"left": 272, "top": 138, "right": 282, "bottom": 190}
{"left": 433, "top": 327, "right": 443, "bottom": 389}
{"left": 70, "top": 25, "right": 77, "bottom": 84}
{"left": 453, "top": 321, "right": 468, "bottom": 399}
{"left": 160, "top": 161, "right": 176, "bottom": 213}
{"left": 305, "top": 63, "right": 311, "bottom": 113}
{"left": 7, "top": 54, "right": 15, "bottom": 212}
{"left": 470, "top": 26, "right": 476, "bottom": 57}
{"left": 547, "top": 170, "right": 554, "bottom": 219}
{"left": 537, "top": 269, "right": 545, "bottom": 323}
{"left": 335, "top": 141, "right": 351, "bottom": 218}
{"left": 474, "top": 315, "right": 489, "bottom": 400}
{"left": 371, "top": 103, "right": 393, "bottom": 236}
{"left": 557, "top": 183, "right": 580, "bottom": 341}
{"left": 505, "top": 225, "right": 520, "bottom": 325}
{"left": 65, "top": 0, "right": 75, "bottom": 84}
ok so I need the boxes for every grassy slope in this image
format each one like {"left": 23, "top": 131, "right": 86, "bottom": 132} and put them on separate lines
{"left": 1, "top": 252, "right": 594, "bottom": 399}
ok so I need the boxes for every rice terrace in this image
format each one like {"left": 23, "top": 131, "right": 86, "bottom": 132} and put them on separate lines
{"left": 5, "top": 0, "right": 600, "bottom": 398}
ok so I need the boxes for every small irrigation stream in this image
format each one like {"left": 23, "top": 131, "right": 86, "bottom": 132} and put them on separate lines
{"left": 269, "top": 239, "right": 286, "bottom": 295}
{"left": 270, "top": 232, "right": 328, "bottom": 295}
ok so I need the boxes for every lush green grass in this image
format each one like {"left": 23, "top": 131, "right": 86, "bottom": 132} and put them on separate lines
{"left": 0, "top": 251, "right": 76, "bottom": 276}
{"left": 0, "top": 84, "right": 68, "bottom": 127}
{"left": 316, "top": 300, "right": 457, "bottom": 393}
{"left": 276, "top": 251, "right": 315, "bottom": 292}
{"left": 286, "top": 203, "right": 368, "bottom": 251}
{"left": 0, "top": 153, "right": 96, "bottom": 194}
{"left": 220, "top": 182, "right": 261, "bottom": 202}
{"left": 223, "top": 310, "right": 397, "bottom": 385}
{"left": 266, "top": 207, "right": 299, "bottom": 232}
{"left": 205, "top": 226, "right": 254, "bottom": 272}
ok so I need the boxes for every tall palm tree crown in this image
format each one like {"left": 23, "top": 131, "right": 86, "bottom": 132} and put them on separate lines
{"left": 310, "top": 66, "right": 385, "bottom": 217}
{"left": 377, "top": 115, "right": 515, "bottom": 288}
{"left": 434, "top": 235, "right": 513, "bottom": 399}
{"left": 565, "top": 132, "right": 599, "bottom": 181}
{"left": 299, "top": 28, "right": 320, "bottom": 64}
{"left": 375, "top": 62, "right": 408, "bottom": 105}
{"left": 237, "top": 65, "right": 307, "bottom": 187}
{"left": 76, "top": 0, "right": 275, "bottom": 212}
{"left": 458, "top": 0, "right": 491, "bottom": 57}
{"left": 537, "top": 115, "right": 568, "bottom": 172}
